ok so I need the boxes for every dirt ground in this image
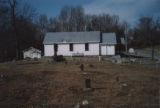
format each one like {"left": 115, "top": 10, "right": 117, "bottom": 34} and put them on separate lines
{"left": 0, "top": 57, "right": 159, "bottom": 108}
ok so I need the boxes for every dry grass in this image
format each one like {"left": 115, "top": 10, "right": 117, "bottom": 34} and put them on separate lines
{"left": 0, "top": 57, "right": 159, "bottom": 108}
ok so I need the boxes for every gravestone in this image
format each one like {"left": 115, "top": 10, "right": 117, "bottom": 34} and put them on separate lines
{"left": 99, "top": 56, "right": 101, "bottom": 61}
{"left": 122, "top": 83, "right": 127, "bottom": 88}
{"left": 116, "top": 76, "right": 120, "bottom": 83}
{"left": 140, "top": 59, "right": 150, "bottom": 65}
{"left": 85, "top": 79, "right": 91, "bottom": 89}
{"left": 80, "top": 64, "right": 84, "bottom": 71}
{"left": 0, "top": 74, "right": 3, "bottom": 78}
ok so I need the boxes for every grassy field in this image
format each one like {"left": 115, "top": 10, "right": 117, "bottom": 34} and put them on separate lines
{"left": 0, "top": 58, "right": 159, "bottom": 108}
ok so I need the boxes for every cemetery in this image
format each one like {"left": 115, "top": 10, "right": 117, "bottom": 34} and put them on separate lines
{"left": 0, "top": 57, "right": 159, "bottom": 108}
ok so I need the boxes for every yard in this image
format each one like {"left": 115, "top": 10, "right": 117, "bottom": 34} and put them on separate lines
{"left": 0, "top": 58, "right": 159, "bottom": 108}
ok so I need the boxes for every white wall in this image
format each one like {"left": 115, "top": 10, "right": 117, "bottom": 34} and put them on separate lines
{"left": 101, "top": 45, "right": 115, "bottom": 55}
{"left": 101, "top": 46, "right": 107, "bottom": 55}
{"left": 107, "top": 45, "right": 115, "bottom": 55}
{"left": 57, "top": 44, "right": 70, "bottom": 56}
{"left": 44, "top": 45, "right": 54, "bottom": 56}
{"left": 44, "top": 43, "right": 99, "bottom": 56}
{"left": 24, "top": 51, "right": 41, "bottom": 59}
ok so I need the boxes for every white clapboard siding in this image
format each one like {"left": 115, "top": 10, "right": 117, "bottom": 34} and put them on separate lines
{"left": 44, "top": 43, "right": 99, "bottom": 56}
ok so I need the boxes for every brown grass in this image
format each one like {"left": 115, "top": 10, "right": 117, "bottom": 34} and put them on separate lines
{"left": 0, "top": 58, "right": 159, "bottom": 108}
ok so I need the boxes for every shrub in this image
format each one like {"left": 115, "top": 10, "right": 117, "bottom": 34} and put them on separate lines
{"left": 53, "top": 55, "right": 66, "bottom": 62}
{"left": 25, "top": 57, "right": 31, "bottom": 60}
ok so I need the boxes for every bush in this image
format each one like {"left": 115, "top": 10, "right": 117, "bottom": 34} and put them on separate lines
{"left": 53, "top": 55, "right": 66, "bottom": 62}
{"left": 25, "top": 57, "right": 31, "bottom": 60}
{"left": 33, "top": 57, "right": 38, "bottom": 61}
{"left": 89, "top": 64, "right": 94, "bottom": 68}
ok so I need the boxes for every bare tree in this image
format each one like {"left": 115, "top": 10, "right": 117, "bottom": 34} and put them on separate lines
{"left": 8, "top": 0, "right": 20, "bottom": 59}
{"left": 121, "top": 21, "right": 129, "bottom": 53}
{"left": 36, "top": 14, "right": 48, "bottom": 43}
{"left": 134, "top": 17, "right": 159, "bottom": 60}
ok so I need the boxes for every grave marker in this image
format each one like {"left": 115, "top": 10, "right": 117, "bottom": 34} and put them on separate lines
{"left": 116, "top": 76, "right": 120, "bottom": 83}
{"left": 80, "top": 64, "right": 84, "bottom": 71}
{"left": 85, "top": 79, "right": 91, "bottom": 89}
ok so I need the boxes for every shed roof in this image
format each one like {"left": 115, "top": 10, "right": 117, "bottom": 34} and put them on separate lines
{"left": 43, "top": 31, "right": 100, "bottom": 44}
{"left": 102, "top": 33, "right": 117, "bottom": 44}
{"left": 23, "top": 47, "right": 41, "bottom": 53}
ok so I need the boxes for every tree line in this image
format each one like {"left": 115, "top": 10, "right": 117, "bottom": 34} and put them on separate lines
{"left": 0, "top": 0, "right": 160, "bottom": 61}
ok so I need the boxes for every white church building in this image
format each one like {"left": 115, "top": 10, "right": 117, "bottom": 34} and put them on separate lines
{"left": 43, "top": 31, "right": 117, "bottom": 57}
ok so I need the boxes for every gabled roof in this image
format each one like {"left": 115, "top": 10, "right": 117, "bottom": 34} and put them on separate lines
{"left": 23, "top": 47, "right": 41, "bottom": 53}
{"left": 43, "top": 31, "right": 100, "bottom": 44}
{"left": 102, "top": 33, "right": 117, "bottom": 44}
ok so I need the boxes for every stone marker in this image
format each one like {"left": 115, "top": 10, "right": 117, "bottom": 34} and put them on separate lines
{"left": 80, "top": 64, "right": 84, "bottom": 71}
{"left": 99, "top": 56, "right": 101, "bottom": 61}
{"left": 0, "top": 74, "right": 3, "bottom": 78}
{"left": 85, "top": 79, "right": 91, "bottom": 89}
{"left": 116, "top": 76, "right": 120, "bottom": 83}
{"left": 122, "top": 83, "right": 127, "bottom": 88}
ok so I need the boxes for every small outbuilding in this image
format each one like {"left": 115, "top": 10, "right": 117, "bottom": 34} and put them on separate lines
{"left": 23, "top": 47, "right": 41, "bottom": 59}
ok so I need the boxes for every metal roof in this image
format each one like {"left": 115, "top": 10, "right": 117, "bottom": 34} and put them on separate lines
{"left": 23, "top": 47, "right": 41, "bottom": 53}
{"left": 43, "top": 31, "right": 100, "bottom": 44}
{"left": 102, "top": 33, "right": 117, "bottom": 44}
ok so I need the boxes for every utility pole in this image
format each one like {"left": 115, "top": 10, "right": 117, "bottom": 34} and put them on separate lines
{"left": 125, "top": 30, "right": 128, "bottom": 53}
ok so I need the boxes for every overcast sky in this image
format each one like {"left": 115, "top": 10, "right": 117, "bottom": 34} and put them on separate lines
{"left": 26, "top": 0, "right": 160, "bottom": 26}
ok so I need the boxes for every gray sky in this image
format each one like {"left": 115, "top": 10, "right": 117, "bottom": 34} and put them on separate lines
{"left": 27, "top": 0, "right": 160, "bottom": 26}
